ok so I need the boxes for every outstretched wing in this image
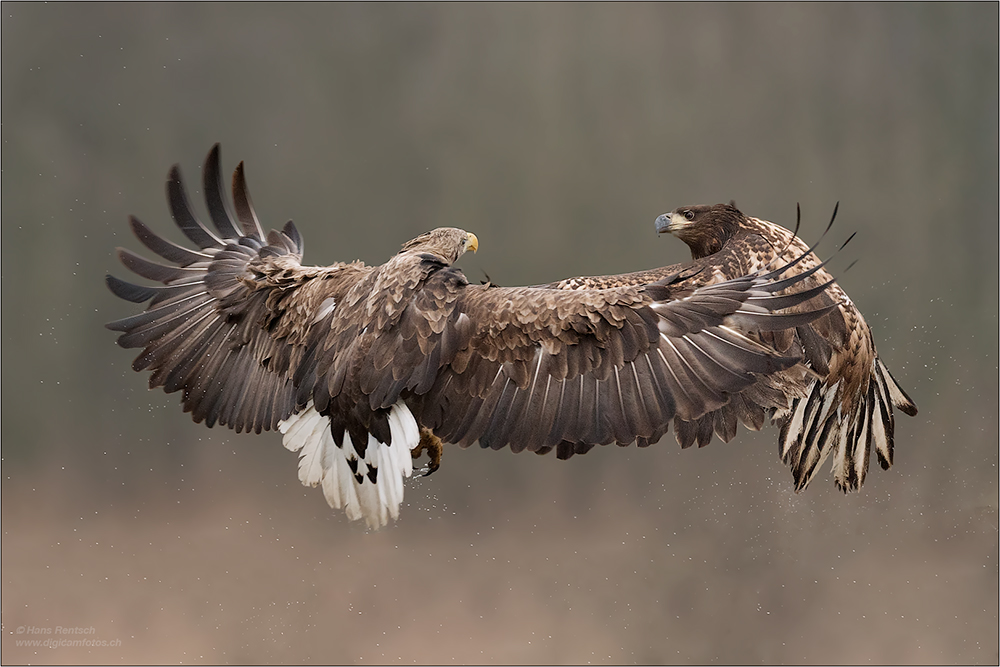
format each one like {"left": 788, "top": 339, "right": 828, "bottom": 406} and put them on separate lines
{"left": 542, "top": 205, "right": 918, "bottom": 491}
{"left": 404, "top": 260, "right": 837, "bottom": 459}
{"left": 106, "top": 144, "right": 365, "bottom": 434}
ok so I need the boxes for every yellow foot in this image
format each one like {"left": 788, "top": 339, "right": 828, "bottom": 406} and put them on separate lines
{"left": 412, "top": 428, "right": 443, "bottom": 477}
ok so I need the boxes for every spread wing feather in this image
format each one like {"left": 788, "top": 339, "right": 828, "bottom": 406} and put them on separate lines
{"left": 129, "top": 215, "right": 211, "bottom": 266}
{"left": 106, "top": 145, "right": 344, "bottom": 435}
{"left": 407, "top": 262, "right": 835, "bottom": 457}
{"left": 202, "top": 144, "right": 245, "bottom": 240}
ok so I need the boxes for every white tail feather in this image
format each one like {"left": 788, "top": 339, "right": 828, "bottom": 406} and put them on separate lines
{"left": 278, "top": 400, "right": 420, "bottom": 529}
{"left": 853, "top": 401, "right": 871, "bottom": 485}
{"left": 797, "top": 379, "right": 841, "bottom": 487}
{"left": 780, "top": 380, "right": 812, "bottom": 461}
{"left": 878, "top": 358, "right": 916, "bottom": 413}
{"left": 831, "top": 406, "right": 852, "bottom": 486}
{"left": 870, "top": 378, "right": 891, "bottom": 468}
{"left": 791, "top": 356, "right": 907, "bottom": 492}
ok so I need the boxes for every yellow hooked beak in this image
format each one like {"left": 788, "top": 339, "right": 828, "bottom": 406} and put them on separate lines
{"left": 466, "top": 232, "right": 479, "bottom": 253}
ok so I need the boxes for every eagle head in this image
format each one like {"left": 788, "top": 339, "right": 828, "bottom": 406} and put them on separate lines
{"left": 654, "top": 203, "right": 745, "bottom": 259}
{"left": 399, "top": 227, "right": 479, "bottom": 264}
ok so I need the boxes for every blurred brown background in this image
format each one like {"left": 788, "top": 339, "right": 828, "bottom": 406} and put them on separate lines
{"left": 2, "top": 3, "right": 997, "bottom": 664}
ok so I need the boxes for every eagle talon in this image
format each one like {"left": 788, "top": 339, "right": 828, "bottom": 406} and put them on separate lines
{"left": 413, "top": 428, "right": 443, "bottom": 477}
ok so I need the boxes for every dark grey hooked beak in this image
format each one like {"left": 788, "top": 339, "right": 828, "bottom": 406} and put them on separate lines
{"left": 654, "top": 213, "right": 672, "bottom": 234}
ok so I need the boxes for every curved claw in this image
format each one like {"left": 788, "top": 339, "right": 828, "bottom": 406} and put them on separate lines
{"left": 413, "top": 428, "right": 443, "bottom": 476}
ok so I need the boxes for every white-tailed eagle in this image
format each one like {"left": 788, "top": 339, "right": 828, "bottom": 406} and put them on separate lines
{"left": 545, "top": 203, "right": 918, "bottom": 493}
{"left": 106, "top": 146, "right": 915, "bottom": 528}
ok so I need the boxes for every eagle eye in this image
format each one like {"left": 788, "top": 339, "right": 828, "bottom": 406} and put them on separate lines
{"left": 683, "top": 210, "right": 695, "bottom": 221}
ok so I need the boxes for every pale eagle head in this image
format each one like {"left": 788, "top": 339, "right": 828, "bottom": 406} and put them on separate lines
{"left": 399, "top": 227, "right": 479, "bottom": 264}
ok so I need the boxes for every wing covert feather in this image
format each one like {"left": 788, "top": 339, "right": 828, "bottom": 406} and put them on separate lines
{"left": 411, "top": 257, "right": 832, "bottom": 455}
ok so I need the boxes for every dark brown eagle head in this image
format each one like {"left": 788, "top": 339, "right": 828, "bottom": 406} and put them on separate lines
{"left": 399, "top": 227, "right": 479, "bottom": 264}
{"left": 654, "top": 203, "right": 746, "bottom": 259}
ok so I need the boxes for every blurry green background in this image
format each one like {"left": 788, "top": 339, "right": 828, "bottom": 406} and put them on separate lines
{"left": 3, "top": 3, "right": 997, "bottom": 664}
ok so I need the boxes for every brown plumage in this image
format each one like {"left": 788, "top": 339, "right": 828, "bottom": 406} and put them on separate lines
{"left": 106, "top": 147, "right": 869, "bottom": 528}
{"left": 546, "top": 202, "right": 918, "bottom": 492}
